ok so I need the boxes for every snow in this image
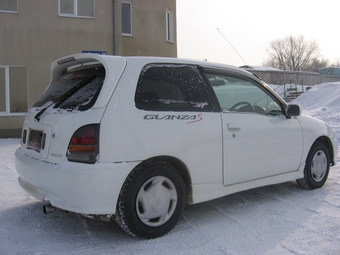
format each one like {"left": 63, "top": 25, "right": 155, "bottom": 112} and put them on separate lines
{"left": 1, "top": 83, "right": 340, "bottom": 254}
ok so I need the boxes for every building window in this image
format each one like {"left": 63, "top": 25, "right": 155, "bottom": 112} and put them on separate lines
{"left": 59, "top": 0, "right": 94, "bottom": 18}
{"left": 0, "top": 66, "right": 28, "bottom": 115}
{"left": 0, "top": 0, "right": 18, "bottom": 13}
{"left": 122, "top": 2, "right": 132, "bottom": 35}
{"left": 166, "top": 9, "right": 174, "bottom": 43}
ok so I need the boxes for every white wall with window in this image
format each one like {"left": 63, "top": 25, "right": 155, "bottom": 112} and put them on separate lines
{"left": 0, "top": 66, "right": 28, "bottom": 115}
{"left": 59, "top": 0, "right": 94, "bottom": 18}
{"left": 122, "top": 2, "right": 132, "bottom": 35}
{"left": 166, "top": 9, "right": 174, "bottom": 43}
{"left": 0, "top": 0, "right": 18, "bottom": 13}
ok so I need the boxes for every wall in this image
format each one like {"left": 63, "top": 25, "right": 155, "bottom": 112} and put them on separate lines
{"left": 0, "top": 0, "right": 115, "bottom": 137}
{"left": 1, "top": 0, "right": 115, "bottom": 104}
{"left": 318, "top": 67, "right": 340, "bottom": 76}
{"left": 0, "top": 0, "right": 177, "bottom": 138}
{"left": 122, "top": 0, "right": 177, "bottom": 57}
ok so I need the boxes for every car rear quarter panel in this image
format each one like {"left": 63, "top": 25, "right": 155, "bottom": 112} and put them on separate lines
{"left": 99, "top": 59, "right": 224, "bottom": 185}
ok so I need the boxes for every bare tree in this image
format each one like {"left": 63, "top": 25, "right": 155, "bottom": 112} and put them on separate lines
{"left": 304, "top": 58, "right": 329, "bottom": 72}
{"left": 264, "top": 35, "right": 322, "bottom": 71}
{"left": 331, "top": 60, "right": 340, "bottom": 67}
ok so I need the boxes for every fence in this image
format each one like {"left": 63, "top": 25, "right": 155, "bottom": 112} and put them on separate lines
{"left": 245, "top": 69, "right": 340, "bottom": 86}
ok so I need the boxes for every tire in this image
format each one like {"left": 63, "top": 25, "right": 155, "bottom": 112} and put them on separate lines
{"left": 117, "top": 161, "right": 186, "bottom": 239}
{"left": 297, "top": 142, "right": 330, "bottom": 189}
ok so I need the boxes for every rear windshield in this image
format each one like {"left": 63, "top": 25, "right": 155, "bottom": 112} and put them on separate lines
{"left": 33, "top": 65, "right": 105, "bottom": 112}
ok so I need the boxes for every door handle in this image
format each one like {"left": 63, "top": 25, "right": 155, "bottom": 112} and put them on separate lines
{"left": 227, "top": 123, "right": 241, "bottom": 131}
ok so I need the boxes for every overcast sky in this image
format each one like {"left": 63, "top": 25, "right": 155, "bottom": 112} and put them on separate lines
{"left": 176, "top": 0, "right": 340, "bottom": 67}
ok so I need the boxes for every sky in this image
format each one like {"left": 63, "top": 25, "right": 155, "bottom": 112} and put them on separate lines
{"left": 176, "top": 0, "right": 340, "bottom": 67}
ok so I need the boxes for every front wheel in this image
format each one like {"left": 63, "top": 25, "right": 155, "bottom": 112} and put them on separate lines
{"left": 117, "top": 161, "right": 186, "bottom": 239}
{"left": 297, "top": 142, "right": 330, "bottom": 189}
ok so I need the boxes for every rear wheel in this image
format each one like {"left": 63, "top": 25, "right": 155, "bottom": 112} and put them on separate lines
{"left": 297, "top": 142, "right": 330, "bottom": 189}
{"left": 117, "top": 161, "right": 185, "bottom": 239}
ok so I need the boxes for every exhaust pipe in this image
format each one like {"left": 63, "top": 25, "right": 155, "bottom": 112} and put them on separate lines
{"left": 43, "top": 203, "right": 68, "bottom": 214}
{"left": 43, "top": 203, "right": 56, "bottom": 214}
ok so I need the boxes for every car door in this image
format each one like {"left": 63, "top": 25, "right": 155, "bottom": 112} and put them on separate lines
{"left": 204, "top": 70, "right": 303, "bottom": 185}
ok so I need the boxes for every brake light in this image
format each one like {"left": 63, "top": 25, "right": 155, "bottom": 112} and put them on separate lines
{"left": 67, "top": 124, "right": 99, "bottom": 164}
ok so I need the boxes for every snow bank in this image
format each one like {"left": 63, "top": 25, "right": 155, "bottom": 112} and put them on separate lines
{"left": 293, "top": 82, "right": 340, "bottom": 133}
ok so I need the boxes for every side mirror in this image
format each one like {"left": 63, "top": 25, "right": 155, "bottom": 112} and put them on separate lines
{"left": 286, "top": 104, "right": 301, "bottom": 117}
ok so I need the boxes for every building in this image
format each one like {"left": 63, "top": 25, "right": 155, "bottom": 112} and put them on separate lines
{"left": 318, "top": 67, "right": 340, "bottom": 77}
{"left": 0, "top": 0, "right": 177, "bottom": 137}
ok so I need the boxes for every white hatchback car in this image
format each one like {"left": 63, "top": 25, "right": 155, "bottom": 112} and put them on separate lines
{"left": 15, "top": 54, "right": 337, "bottom": 239}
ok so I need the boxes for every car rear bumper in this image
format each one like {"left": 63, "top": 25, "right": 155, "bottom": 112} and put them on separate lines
{"left": 15, "top": 147, "right": 137, "bottom": 215}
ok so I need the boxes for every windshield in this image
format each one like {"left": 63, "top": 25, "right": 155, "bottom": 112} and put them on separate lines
{"left": 33, "top": 65, "right": 105, "bottom": 112}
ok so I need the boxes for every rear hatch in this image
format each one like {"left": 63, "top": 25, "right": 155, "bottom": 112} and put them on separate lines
{"left": 20, "top": 54, "right": 126, "bottom": 164}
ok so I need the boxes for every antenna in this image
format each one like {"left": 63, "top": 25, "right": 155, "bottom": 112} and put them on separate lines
{"left": 217, "top": 28, "right": 248, "bottom": 65}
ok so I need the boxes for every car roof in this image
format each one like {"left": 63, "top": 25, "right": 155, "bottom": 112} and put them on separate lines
{"left": 121, "top": 55, "right": 251, "bottom": 75}
{"left": 54, "top": 53, "right": 253, "bottom": 77}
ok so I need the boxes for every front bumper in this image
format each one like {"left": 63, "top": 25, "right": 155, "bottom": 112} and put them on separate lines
{"left": 15, "top": 147, "right": 137, "bottom": 214}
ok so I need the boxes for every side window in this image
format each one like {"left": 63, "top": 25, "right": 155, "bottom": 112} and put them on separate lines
{"left": 0, "top": 0, "right": 17, "bottom": 13}
{"left": 135, "top": 64, "right": 213, "bottom": 112}
{"left": 122, "top": 2, "right": 132, "bottom": 35}
{"left": 0, "top": 66, "right": 28, "bottom": 114}
{"left": 166, "top": 9, "right": 174, "bottom": 43}
{"left": 204, "top": 71, "right": 283, "bottom": 116}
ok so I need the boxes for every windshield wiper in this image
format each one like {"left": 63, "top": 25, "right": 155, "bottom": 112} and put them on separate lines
{"left": 34, "top": 75, "right": 97, "bottom": 122}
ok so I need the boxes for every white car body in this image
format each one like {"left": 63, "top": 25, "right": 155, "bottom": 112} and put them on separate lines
{"left": 15, "top": 54, "right": 338, "bottom": 238}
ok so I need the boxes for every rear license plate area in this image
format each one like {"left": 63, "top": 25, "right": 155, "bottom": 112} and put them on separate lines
{"left": 27, "top": 129, "right": 45, "bottom": 152}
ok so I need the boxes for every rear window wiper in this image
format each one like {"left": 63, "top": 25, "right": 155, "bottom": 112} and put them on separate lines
{"left": 34, "top": 75, "right": 97, "bottom": 122}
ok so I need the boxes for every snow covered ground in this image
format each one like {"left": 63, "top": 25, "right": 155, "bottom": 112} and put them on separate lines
{"left": 1, "top": 83, "right": 340, "bottom": 255}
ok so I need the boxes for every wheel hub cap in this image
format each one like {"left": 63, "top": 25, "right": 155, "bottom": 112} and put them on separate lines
{"left": 136, "top": 176, "right": 177, "bottom": 227}
{"left": 311, "top": 150, "right": 327, "bottom": 182}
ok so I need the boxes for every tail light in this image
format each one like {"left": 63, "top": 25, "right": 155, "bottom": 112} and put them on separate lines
{"left": 22, "top": 129, "right": 27, "bottom": 144}
{"left": 67, "top": 124, "right": 99, "bottom": 164}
